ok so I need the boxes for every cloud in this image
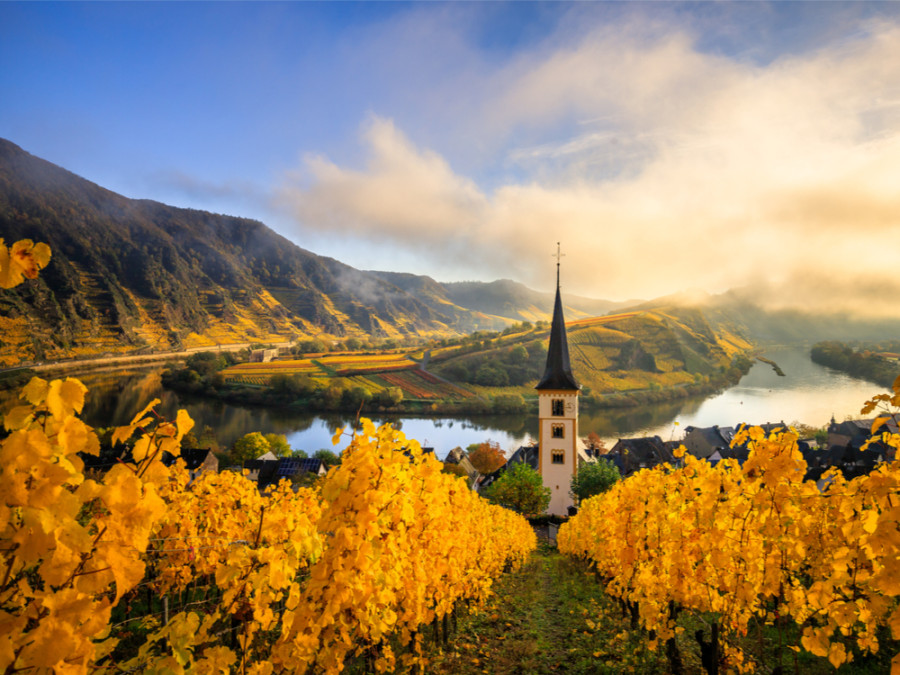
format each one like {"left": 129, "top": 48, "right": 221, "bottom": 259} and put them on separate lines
{"left": 276, "top": 116, "right": 489, "bottom": 256}
{"left": 275, "top": 13, "right": 900, "bottom": 318}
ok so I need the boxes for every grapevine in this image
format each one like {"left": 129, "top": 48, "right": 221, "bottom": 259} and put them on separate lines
{"left": 559, "top": 375, "right": 900, "bottom": 672}
{"left": 1, "top": 375, "right": 535, "bottom": 674}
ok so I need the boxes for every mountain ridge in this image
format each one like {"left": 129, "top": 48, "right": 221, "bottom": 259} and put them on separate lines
{"left": 0, "top": 138, "right": 618, "bottom": 365}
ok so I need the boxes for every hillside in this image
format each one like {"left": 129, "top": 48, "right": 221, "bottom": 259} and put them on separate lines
{"left": 0, "top": 139, "right": 619, "bottom": 365}
{"left": 430, "top": 305, "right": 754, "bottom": 396}
{"left": 629, "top": 289, "right": 900, "bottom": 345}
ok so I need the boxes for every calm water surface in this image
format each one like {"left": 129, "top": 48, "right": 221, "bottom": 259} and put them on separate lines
{"left": 5, "top": 347, "right": 884, "bottom": 459}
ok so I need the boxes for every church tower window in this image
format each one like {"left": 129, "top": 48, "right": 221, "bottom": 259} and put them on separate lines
{"left": 551, "top": 399, "right": 565, "bottom": 416}
{"left": 551, "top": 450, "right": 565, "bottom": 464}
{"left": 551, "top": 423, "right": 564, "bottom": 438}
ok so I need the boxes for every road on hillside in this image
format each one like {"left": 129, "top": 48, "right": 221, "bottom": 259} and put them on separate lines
{"left": 2, "top": 342, "right": 294, "bottom": 375}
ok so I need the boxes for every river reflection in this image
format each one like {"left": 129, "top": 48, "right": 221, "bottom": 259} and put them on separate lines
{"left": 2, "top": 347, "right": 887, "bottom": 459}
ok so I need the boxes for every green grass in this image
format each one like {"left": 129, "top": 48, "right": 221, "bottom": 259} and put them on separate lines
{"left": 428, "top": 544, "right": 668, "bottom": 674}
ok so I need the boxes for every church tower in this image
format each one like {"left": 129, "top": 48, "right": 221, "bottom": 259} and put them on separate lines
{"left": 535, "top": 244, "right": 581, "bottom": 516}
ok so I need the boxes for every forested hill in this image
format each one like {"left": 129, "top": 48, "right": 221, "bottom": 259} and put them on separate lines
{"left": 431, "top": 304, "right": 755, "bottom": 396}
{"left": 0, "top": 139, "right": 616, "bottom": 365}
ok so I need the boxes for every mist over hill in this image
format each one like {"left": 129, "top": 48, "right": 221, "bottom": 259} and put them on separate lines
{"left": 0, "top": 139, "right": 621, "bottom": 364}
{"left": 624, "top": 289, "right": 900, "bottom": 345}
{"left": 3, "top": 137, "right": 898, "bottom": 367}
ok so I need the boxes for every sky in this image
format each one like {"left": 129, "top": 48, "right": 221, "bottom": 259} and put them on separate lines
{"left": 3, "top": 2, "right": 900, "bottom": 316}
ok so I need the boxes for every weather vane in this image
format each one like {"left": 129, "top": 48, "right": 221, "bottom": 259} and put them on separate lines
{"left": 552, "top": 242, "right": 565, "bottom": 287}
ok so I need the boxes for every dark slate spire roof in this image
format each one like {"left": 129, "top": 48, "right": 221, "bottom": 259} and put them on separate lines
{"left": 536, "top": 284, "right": 580, "bottom": 391}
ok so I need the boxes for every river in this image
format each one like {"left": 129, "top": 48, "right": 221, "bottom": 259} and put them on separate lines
{"left": 1, "top": 347, "right": 886, "bottom": 458}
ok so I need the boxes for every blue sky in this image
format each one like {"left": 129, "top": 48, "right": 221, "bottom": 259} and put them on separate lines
{"left": 3, "top": 2, "right": 900, "bottom": 315}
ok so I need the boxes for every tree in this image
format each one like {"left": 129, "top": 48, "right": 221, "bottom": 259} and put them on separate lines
{"left": 270, "top": 373, "right": 315, "bottom": 397}
{"left": 319, "top": 383, "right": 345, "bottom": 408}
{"left": 342, "top": 386, "right": 373, "bottom": 410}
{"left": 314, "top": 448, "right": 341, "bottom": 468}
{"left": 509, "top": 344, "right": 528, "bottom": 364}
{"left": 230, "top": 432, "right": 271, "bottom": 464}
{"left": 263, "top": 433, "right": 292, "bottom": 457}
{"left": 570, "top": 459, "right": 620, "bottom": 504}
{"left": 294, "top": 338, "right": 328, "bottom": 355}
{"left": 584, "top": 432, "right": 607, "bottom": 456}
{"left": 468, "top": 440, "right": 506, "bottom": 475}
{"left": 492, "top": 393, "right": 526, "bottom": 414}
{"left": 484, "top": 462, "right": 550, "bottom": 517}
{"left": 474, "top": 364, "right": 508, "bottom": 386}
{"left": 375, "top": 387, "right": 403, "bottom": 408}
{"left": 186, "top": 351, "right": 226, "bottom": 377}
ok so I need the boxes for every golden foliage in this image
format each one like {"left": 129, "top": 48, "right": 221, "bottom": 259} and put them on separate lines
{"left": 0, "top": 374, "right": 535, "bottom": 674}
{"left": 559, "top": 380, "right": 900, "bottom": 670}
{"left": 0, "top": 377, "right": 189, "bottom": 672}
{"left": 0, "top": 238, "right": 51, "bottom": 289}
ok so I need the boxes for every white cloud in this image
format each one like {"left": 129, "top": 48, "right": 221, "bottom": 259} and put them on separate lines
{"left": 276, "top": 14, "right": 900, "bottom": 318}
{"left": 277, "top": 116, "right": 488, "bottom": 243}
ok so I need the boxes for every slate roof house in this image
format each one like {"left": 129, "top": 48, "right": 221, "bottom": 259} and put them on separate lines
{"left": 820, "top": 416, "right": 898, "bottom": 479}
{"left": 243, "top": 456, "right": 326, "bottom": 491}
{"left": 827, "top": 416, "right": 899, "bottom": 449}
{"left": 444, "top": 446, "right": 477, "bottom": 479}
{"left": 477, "top": 444, "right": 539, "bottom": 491}
{"left": 682, "top": 425, "right": 736, "bottom": 459}
{"left": 162, "top": 447, "right": 219, "bottom": 479}
{"left": 82, "top": 446, "right": 218, "bottom": 481}
{"left": 605, "top": 436, "right": 674, "bottom": 477}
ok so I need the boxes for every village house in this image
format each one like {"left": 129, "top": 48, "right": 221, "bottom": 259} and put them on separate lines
{"left": 443, "top": 446, "right": 477, "bottom": 480}
{"left": 249, "top": 348, "right": 279, "bottom": 363}
{"left": 681, "top": 425, "right": 736, "bottom": 459}
{"left": 604, "top": 436, "right": 675, "bottom": 477}
{"left": 243, "top": 455, "right": 327, "bottom": 491}
{"left": 820, "top": 415, "right": 899, "bottom": 479}
{"left": 167, "top": 447, "right": 219, "bottom": 480}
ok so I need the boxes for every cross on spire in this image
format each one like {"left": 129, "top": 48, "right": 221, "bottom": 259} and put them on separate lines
{"left": 536, "top": 242, "right": 579, "bottom": 392}
{"left": 553, "top": 242, "right": 565, "bottom": 288}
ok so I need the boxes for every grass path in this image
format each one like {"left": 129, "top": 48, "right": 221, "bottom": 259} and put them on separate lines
{"left": 429, "top": 544, "right": 671, "bottom": 675}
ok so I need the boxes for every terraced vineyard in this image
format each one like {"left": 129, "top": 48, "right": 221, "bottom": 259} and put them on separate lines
{"left": 220, "top": 352, "right": 474, "bottom": 400}
{"left": 567, "top": 311, "right": 643, "bottom": 328}
{"left": 376, "top": 369, "right": 474, "bottom": 400}
{"left": 429, "top": 305, "right": 755, "bottom": 397}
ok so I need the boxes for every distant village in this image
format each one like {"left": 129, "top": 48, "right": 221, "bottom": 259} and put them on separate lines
{"left": 584, "top": 414, "right": 898, "bottom": 484}
{"left": 80, "top": 412, "right": 899, "bottom": 506}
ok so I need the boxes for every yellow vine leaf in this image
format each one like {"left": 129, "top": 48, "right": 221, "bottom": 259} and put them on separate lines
{"left": 0, "top": 238, "right": 51, "bottom": 289}
{"left": 872, "top": 416, "right": 890, "bottom": 435}
{"left": 22, "top": 376, "right": 49, "bottom": 406}
{"left": 46, "top": 378, "right": 88, "bottom": 418}
{"left": 3, "top": 405, "right": 34, "bottom": 431}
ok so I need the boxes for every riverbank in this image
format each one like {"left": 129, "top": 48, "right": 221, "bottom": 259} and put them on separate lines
{"left": 811, "top": 341, "right": 900, "bottom": 389}
{"left": 4, "top": 346, "right": 878, "bottom": 457}
{"left": 160, "top": 368, "right": 750, "bottom": 419}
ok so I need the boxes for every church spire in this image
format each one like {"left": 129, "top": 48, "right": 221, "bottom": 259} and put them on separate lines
{"left": 536, "top": 243, "right": 580, "bottom": 391}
